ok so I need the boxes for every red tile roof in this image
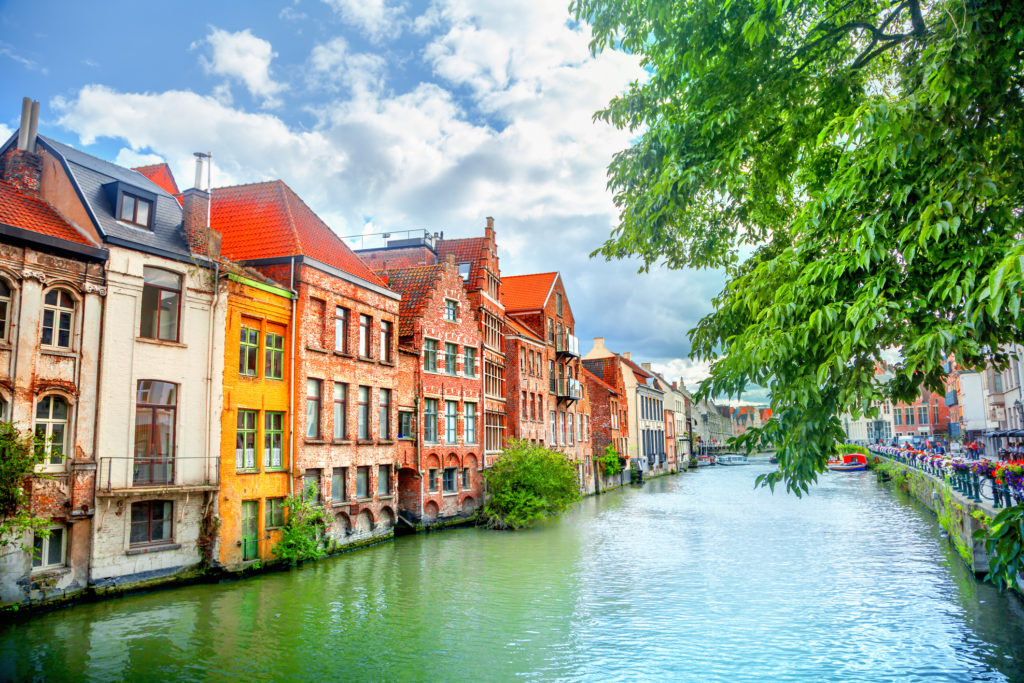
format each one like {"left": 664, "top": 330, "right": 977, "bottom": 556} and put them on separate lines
{"left": 133, "top": 163, "right": 180, "bottom": 196}
{"left": 502, "top": 272, "right": 557, "bottom": 312}
{"left": 211, "top": 181, "right": 386, "bottom": 287}
{"left": 0, "top": 180, "right": 95, "bottom": 247}
{"left": 505, "top": 316, "right": 544, "bottom": 343}
{"left": 379, "top": 264, "right": 444, "bottom": 336}
{"left": 436, "top": 237, "right": 488, "bottom": 289}
{"left": 619, "top": 354, "right": 653, "bottom": 381}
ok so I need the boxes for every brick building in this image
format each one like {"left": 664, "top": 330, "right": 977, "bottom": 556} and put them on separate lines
{"left": 212, "top": 180, "right": 402, "bottom": 547}
{"left": 0, "top": 116, "right": 108, "bottom": 604}
{"left": 381, "top": 257, "right": 484, "bottom": 523}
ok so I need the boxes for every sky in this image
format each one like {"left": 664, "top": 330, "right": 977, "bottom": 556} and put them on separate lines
{"left": 0, "top": 0, "right": 765, "bottom": 405}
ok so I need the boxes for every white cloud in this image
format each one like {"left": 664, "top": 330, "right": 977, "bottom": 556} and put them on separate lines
{"left": 196, "top": 28, "right": 286, "bottom": 107}
{"left": 114, "top": 148, "right": 165, "bottom": 169}
{"left": 0, "top": 123, "right": 13, "bottom": 144}
{"left": 321, "top": 0, "right": 406, "bottom": 42}
{"left": 307, "top": 37, "right": 387, "bottom": 94}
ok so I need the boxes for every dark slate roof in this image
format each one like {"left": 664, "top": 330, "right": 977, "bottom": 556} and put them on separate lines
{"left": 35, "top": 135, "right": 192, "bottom": 261}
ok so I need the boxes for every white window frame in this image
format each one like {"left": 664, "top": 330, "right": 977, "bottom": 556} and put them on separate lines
{"left": 41, "top": 288, "right": 76, "bottom": 350}
{"left": 35, "top": 394, "right": 70, "bottom": 472}
{"left": 32, "top": 524, "right": 66, "bottom": 571}
{"left": 444, "top": 299, "right": 459, "bottom": 322}
{"left": 0, "top": 277, "right": 12, "bottom": 342}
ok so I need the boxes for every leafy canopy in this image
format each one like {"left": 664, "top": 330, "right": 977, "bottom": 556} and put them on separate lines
{"left": 480, "top": 440, "right": 582, "bottom": 530}
{"left": 573, "top": 0, "right": 1024, "bottom": 493}
{"left": 0, "top": 421, "right": 52, "bottom": 551}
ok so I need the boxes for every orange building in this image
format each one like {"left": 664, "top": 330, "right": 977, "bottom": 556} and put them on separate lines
{"left": 218, "top": 272, "right": 293, "bottom": 568}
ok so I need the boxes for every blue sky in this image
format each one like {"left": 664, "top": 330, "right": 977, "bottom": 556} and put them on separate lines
{"left": 0, "top": 0, "right": 763, "bottom": 404}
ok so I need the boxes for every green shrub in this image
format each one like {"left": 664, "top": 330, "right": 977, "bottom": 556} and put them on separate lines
{"left": 479, "top": 440, "right": 582, "bottom": 530}
{"left": 272, "top": 483, "right": 332, "bottom": 563}
{"left": 596, "top": 444, "right": 623, "bottom": 478}
{"left": 0, "top": 421, "right": 51, "bottom": 552}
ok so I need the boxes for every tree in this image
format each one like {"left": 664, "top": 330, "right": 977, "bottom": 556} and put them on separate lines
{"left": 0, "top": 422, "right": 50, "bottom": 551}
{"left": 572, "top": 0, "right": 1024, "bottom": 494}
{"left": 480, "top": 440, "right": 582, "bottom": 530}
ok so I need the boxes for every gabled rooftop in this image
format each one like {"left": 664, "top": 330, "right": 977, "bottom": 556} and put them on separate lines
{"left": 502, "top": 272, "right": 558, "bottom": 312}
{"left": 211, "top": 180, "right": 386, "bottom": 288}
{"left": 505, "top": 316, "right": 544, "bottom": 344}
{"left": 436, "top": 236, "right": 489, "bottom": 289}
{"left": 0, "top": 179, "right": 103, "bottom": 256}
{"left": 133, "top": 163, "right": 180, "bottom": 197}
{"left": 379, "top": 263, "right": 445, "bottom": 336}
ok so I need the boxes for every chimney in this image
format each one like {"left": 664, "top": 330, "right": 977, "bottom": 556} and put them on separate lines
{"left": 642, "top": 362, "right": 652, "bottom": 371}
{"left": 1, "top": 97, "right": 43, "bottom": 194}
{"left": 623, "top": 351, "right": 631, "bottom": 360}
{"left": 182, "top": 152, "right": 220, "bottom": 257}
{"left": 672, "top": 382, "right": 678, "bottom": 390}
{"left": 593, "top": 337, "right": 606, "bottom": 350}
{"left": 485, "top": 216, "right": 495, "bottom": 242}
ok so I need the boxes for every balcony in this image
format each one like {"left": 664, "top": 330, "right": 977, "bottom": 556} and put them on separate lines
{"left": 555, "top": 332, "right": 580, "bottom": 358}
{"left": 555, "top": 377, "right": 583, "bottom": 401}
{"left": 97, "top": 456, "right": 219, "bottom": 497}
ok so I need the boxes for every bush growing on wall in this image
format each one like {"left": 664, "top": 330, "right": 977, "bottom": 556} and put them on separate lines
{"left": 272, "top": 483, "right": 332, "bottom": 563}
{"left": 479, "top": 440, "right": 582, "bottom": 530}
{"left": 0, "top": 421, "right": 51, "bottom": 552}
{"left": 596, "top": 444, "right": 623, "bottom": 478}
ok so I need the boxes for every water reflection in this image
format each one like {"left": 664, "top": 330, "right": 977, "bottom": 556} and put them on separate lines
{"left": 2, "top": 462, "right": 1023, "bottom": 682}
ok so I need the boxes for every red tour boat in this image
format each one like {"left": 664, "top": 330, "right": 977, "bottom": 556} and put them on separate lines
{"left": 827, "top": 453, "right": 868, "bottom": 472}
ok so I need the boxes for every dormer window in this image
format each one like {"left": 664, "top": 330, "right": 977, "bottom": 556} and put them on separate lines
{"left": 458, "top": 262, "right": 471, "bottom": 281}
{"left": 120, "top": 192, "right": 153, "bottom": 228}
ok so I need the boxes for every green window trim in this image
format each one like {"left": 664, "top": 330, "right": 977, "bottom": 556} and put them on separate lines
{"left": 236, "top": 409, "right": 258, "bottom": 470}
{"left": 239, "top": 327, "right": 259, "bottom": 376}
{"left": 265, "top": 498, "right": 285, "bottom": 529}
{"left": 265, "top": 332, "right": 285, "bottom": 380}
{"left": 264, "top": 411, "right": 285, "bottom": 469}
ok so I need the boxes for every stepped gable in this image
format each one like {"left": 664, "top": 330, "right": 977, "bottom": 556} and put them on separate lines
{"left": 379, "top": 263, "right": 445, "bottom": 336}
{"left": 0, "top": 179, "right": 96, "bottom": 248}
{"left": 435, "top": 236, "right": 488, "bottom": 288}
{"left": 502, "top": 272, "right": 557, "bottom": 312}
{"left": 211, "top": 180, "right": 386, "bottom": 288}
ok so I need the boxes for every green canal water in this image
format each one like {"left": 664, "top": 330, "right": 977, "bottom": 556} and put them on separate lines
{"left": 3, "top": 459, "right": 1024, "bottom": 681}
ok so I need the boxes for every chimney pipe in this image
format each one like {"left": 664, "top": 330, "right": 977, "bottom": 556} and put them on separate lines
{"left": 193, "top": 152, "right": 205, "bottom": 189}
{"left": 17, "top": 98, "right": 30, "bottom": 150}
{"left": 623, "top": 352, "right": 631, "bottom": 360}
{"left": 26, "top": 100, "right": 39, "bottom": 153}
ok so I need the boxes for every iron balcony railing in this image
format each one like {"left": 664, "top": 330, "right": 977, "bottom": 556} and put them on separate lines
{"left": 98, "top": 456, "right": 220, "bottom": 493}
{"left": 555, "top": 377, "right": 583, "bottom": 400}
{"left": 555, "top": 332, "right": 580, "bottom": 358}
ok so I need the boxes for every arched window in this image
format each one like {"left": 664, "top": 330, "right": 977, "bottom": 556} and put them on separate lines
{"left": 0, "top": 279, "right": 11, "bottom": 341}
{"left": 35, "top": 395, "right": 69, "bottom": 469}
{"left": 140, "top": 268, "right": 182, "bottom": 342}
{"left": 41, "top": 289, "right": 75, "bottom": 349}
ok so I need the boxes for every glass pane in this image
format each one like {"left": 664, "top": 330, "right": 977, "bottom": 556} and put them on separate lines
{"left": 0, "top": 280, "right": 9, "bottom": 297}
{"left": 41, "top": 309, "right": 54, "bottom": 345}
{"left": 158, "top": 290, "right": 178, "bottom": 340}
{"left": 144, "top": 268, "right": 181, "bottom": 289}
{"left": 140, "top": 285, "right": 159, "bottom": 337}
{"left": 134, "top": 408, "right": 153, "bottom": 458}
{"left": 153, "top": 408, "right": 174, "bottom": 458}
{"left": 51, "top": 397, "right": 68, "bottom": 420}
{"left": 120, "top": 194, "right": 136, "bottom": 221}
{"left": 36, "top": 396, "right": 51, "bottom": 419}
{"left": 306, "top": 399, "right": 318, "bottom": 437}
{"left": 32, "top": 534, "right": 43, "bottom": 567}
{"left": 137, "top": 381, "right": 177, "bottom": 406}
{"left": 135, "top": 198, "right": 151, "bottom": 226}
{"left": 307, "top": 379, "right": 320, "bottom": 397}
{"left": 46, "top": 527, "right": 63, "bottom": 565}
{"left": 49, "top": 424, "right": 65, "bottom": 464}
{"left": 45, "top": 290, "right": 57, "bottom": 306}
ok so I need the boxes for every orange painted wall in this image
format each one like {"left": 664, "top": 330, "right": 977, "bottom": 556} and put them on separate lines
{"left": 219, "top": 275, "right": 293, "bottom": 567}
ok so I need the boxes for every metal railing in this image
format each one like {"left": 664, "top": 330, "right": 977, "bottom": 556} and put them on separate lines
{"left": 98, "top": 456, "right": 220, "bottom": 493}
{"left": 555, "top": 378, "right": 583, "bottom": 400}
{"left": 555, "top": 332, "right": 580, "bottom": 357}
{"left": 874, "top": 451, "right": 1024, "bottom": 509}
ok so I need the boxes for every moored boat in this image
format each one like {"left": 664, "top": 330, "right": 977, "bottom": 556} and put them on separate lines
{"left": 717, "top": 454, "right": 749, "bottom": 466}
{"left": 827, "top": 453, "right": 868, "bottom": 472}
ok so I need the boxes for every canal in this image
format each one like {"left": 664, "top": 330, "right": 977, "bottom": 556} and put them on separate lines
{"left": 3, "top": 459, "right": 1024, "bottom": 681}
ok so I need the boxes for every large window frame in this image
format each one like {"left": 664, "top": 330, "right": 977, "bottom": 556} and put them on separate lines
{"left": 41, "top": 289, "right": 75, "bottom": 349}
{"left": 379, "top": 388, "right": 391, "bottom": 440}
{"left": 357, "top": 386, "right": 370, "bottom": 440}
{"left": 119, "top": 191, "right": 154, "bottom": 228}
{"left": 32, "top": 525, "right": 66, "bottom": 571}
{"left": 424, "top": 339, "right": 438, "bottom": 372}
{"left": 236, "top": 409, "right": 258, "bottom": 470}
{"left": 445, "top": 400, "right": 458, "bottom": 443}
{"left": 356, "top": 466, "right": 370, "bottom": 499}
{"left": 133, "top": 381, "right": 177, "bottom": 486}
{"left": 35, "top": 395, "right": 69, "bottom": 471}
{"left": 424, "top": 398, "right": 438, "bottom": 443}
{"left": 464, "top": 347, "right": 476, "bottom": 378}
{"left": 444, "top": 299, "right": 458, "bottom": 322}
{"left": 140, "top": 268, "right": 181, "bottom": 342}
{"left": 465, "top": 402, "right": 477, "bottom": 444}
{"left": 332, "top": 467, "right": 348, "bottom": 502}
{"left": 380, "top": 320, "right": 393, "bottom": 362}
{"left": 333, "top": 384, "right": 348, "bottom": 441}
{"left": 130, "top": 500, "right": 173, "bottom": 547}
{"left": 306, "top": 379, "right": 322, "bottom": 439}
{"left": 335, "top": 306, "right": 350, "bottom": 353}
{"left": 0, "top": 279, "right": 12, "bottom": 342}
{"left": 443, "top": 467, "right": 457, "bottom": 493}
{"left": 265, "top": 331, "right": 285, "bottom": 380}
{"left": 359, "top": 314, "right": 372, "bottom": 358}
{"left": 265, "top": 411, "right": 285, "bottom": 469}
{"left": 266, "top": 498, "right": 286, "bottom": 529}
{"left": 444, "top": 343, "right": 458, "bottom": 376}
{"left": 239, "top": 326, "right": 259, "bottom": 376}
{"left": 378, "top": 464, "right": 391, "bottom": 495}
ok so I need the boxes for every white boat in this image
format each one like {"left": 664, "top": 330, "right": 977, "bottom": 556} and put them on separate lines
{"left": 716, "top": 454, "right": 749, "bottom": 466}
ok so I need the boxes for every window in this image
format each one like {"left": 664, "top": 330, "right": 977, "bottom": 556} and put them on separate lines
{"left": 484, "top": 312, "right": 502, "bottom": 350}
{"left": 35, "top": 396, "right": 69, "bottom": 469}
{"left": 918, "top": 406, "right": 929, "bottom": 425}
{"left": 443, "top": 467, "right": 457, "bottom": 493}
{"left": 424, "top": 399, "right": 438, "bottom": 443}
{"left": 485, "top": 360, "right": 504, "bottom": 397}
{"left": 41, "top": 289, "right": 74, "bottom": 349}
{"left": 379, "top": 388, "right": 391, "bottom": 439}
{"left": 550, "top": 411, "right": 556, "bottom": 444}
{"left": 332, "top": 467, "right": 348, "bottom": 502}
{"left": 458, "top": 262, "right": 471, "bottom": 281}
{"left": 308, "top": 298, "right": 326, "bottom": 348}
{"left": 378, "top": 464, "right": 391, "bottom": 495}
{"left": 303, "top": 469, "right": 321, "bottom": 503}
{"left": 120, "top": 192, "right": 153, "bottom": 227}
{"left": 487, "top": 273, "right": 500, "bottom": 300}
{"left": 520, "top": 348, "right": 526, "bottom": 369}
{"left": 140, "top": 268, "right": 181, "bottom": 342}
{"left": 358, "top": 386, "right": 370, "bottom": 440}
{"left": 933, "top": 403, "right": 939, "bottom": 424}
{"left": 444, "top": 299, "right": 458, "bottom": 322}
{"left": 266, "top": 498, "right": 285, "bottom": 529}
{"left": 555, "top": 292, "right": 563, "bottom": 316}
{"left": 445, "top": 343, "right": 458, "bottom": 375}
{"left": 445, "top": 400, "right": 458, "bottom": 443}
{"left": 485, "top": 412, "right": 504, "bottom": 452}
{"left": 333, "top": 384, "right": 347, "bottom": 440}
{"left": 380, "top": 321, "right": 393, "bottom": 362}
{"left": 894, "top": 409, "right": 902, "bottom": 426}
{"left": 547, "top": 317, "right": 555, "bottom": 343}
{"left": 0, "top": 279, "right": 10, "bottom": 341}
{"left": 424, "top": 339, "right": 438, "bottom": 372}
{"left": 399, "top": 411, "right": 413, "bottom": 439}
{"left": 462, "top": 468, "right": 470, "bottom": 490}
{"left": 236, "top": 409, "right": 257, "bottom": 470}
{"left": 465, "top": 403, "right": 477, "bottom": 443}
{"left": 239, "top": 326, "right": 259, "bottom": 376}
{"left": 32, "top": 526, "right": 65, "bottom": 570}
{"left": 428, "top": 468, "right": 439, "bottom": 491}
{"left": 559, "top": 412, "right": 565, "bottom": 445}
{"left": 134, "top": 381, "right": 176, "bottom": 485}
{"left": 265, "top": 332, "right": 284, "bottom": 379}
{"left": 306, "top": 379, "right": 321, "bottom": 438}
{"left": 359, "top": 314, "right": 372, "bottom": 357}
{"left": 265, "top": 411, "right": 285, "bottom": 469}
{"left": 530, "top": 394, "right": 537, "bottom": 421}
{"left": 130, "top": 501, "right": 172, "bottom": 546}
{"left": 356, "top": 466, "right": 370, "bottom": 498}
{"left": 568, "top": 413, "right": 574, "bottom": 445}
{"left": 905, "top": 407, "right": 915, "bottom": 426}
{"left": 522, "top": 391, "right": 528, "bottom": 418}
{"left": 0, "top": 395, "right": 7, "bottom": 421}
{"left": 335, "top": 307, "right": 349, "bottom": 353}
{"left": 465, "top": 347, "right": 476, "bottom": 377}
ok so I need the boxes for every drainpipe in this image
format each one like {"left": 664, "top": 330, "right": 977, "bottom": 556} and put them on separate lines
{"left": 416, "top": 354, "right": 423, "bottom": 520}
{"left": 289, "top": 256, "right": 296, "bottom": 497}
{"left": 205, "top": 259, "right": 219, "bottom": 486}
